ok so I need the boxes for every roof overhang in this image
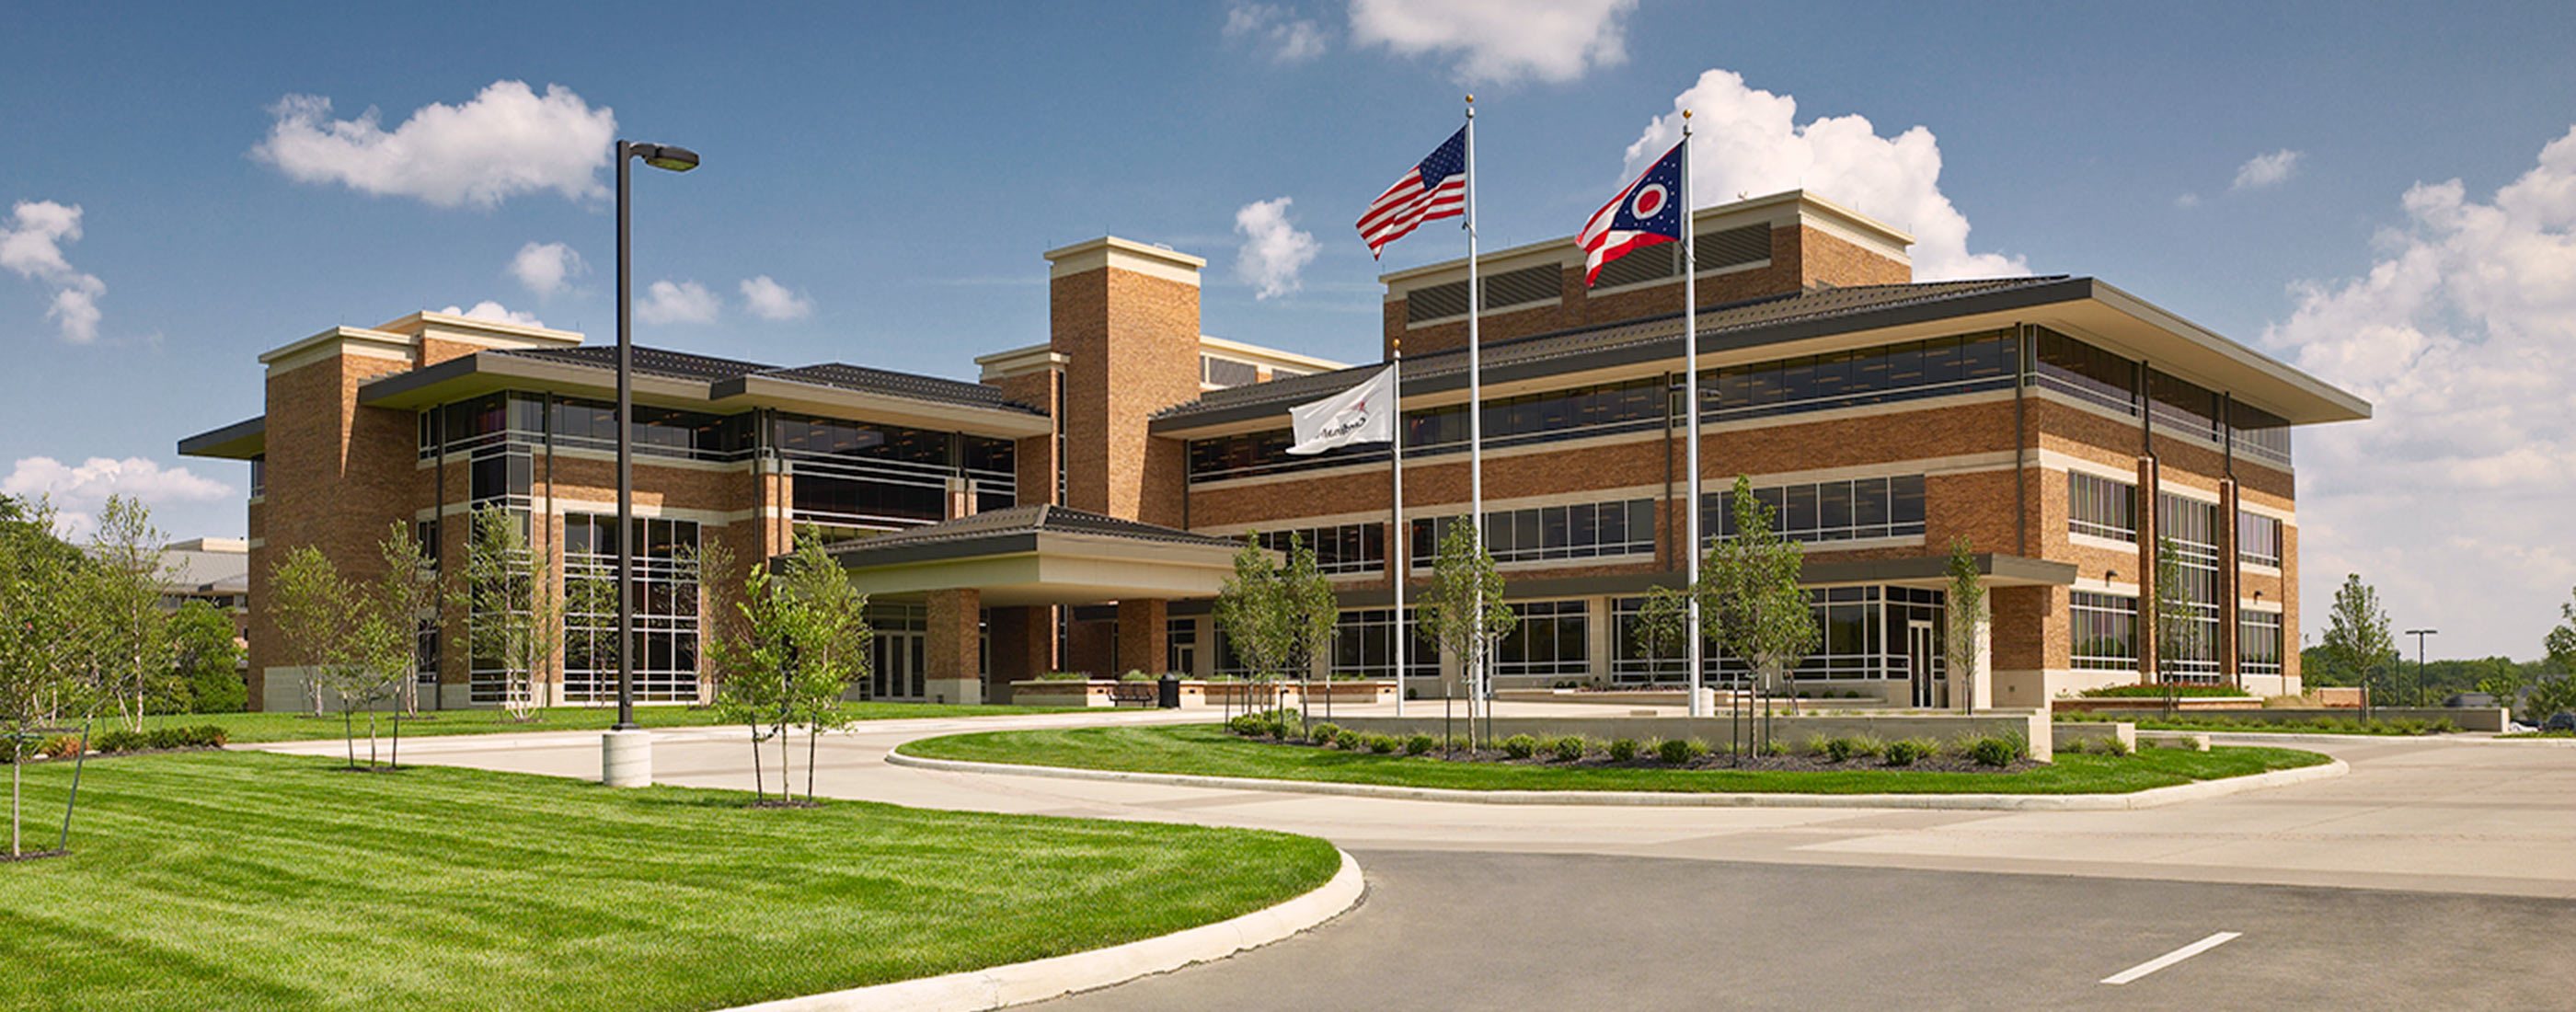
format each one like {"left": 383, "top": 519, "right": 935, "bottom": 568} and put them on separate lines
{"left": 358, "top": 351, "right": 1052, "bottom": 438}
{"left": 178, "top": 416, "right": 267, "bottom": 460}
{"left": 1153, "top": 277, "right": 2369, "bottom": 438}
{"left": 834, "top": 530, "right": 1265, "bottom": 607}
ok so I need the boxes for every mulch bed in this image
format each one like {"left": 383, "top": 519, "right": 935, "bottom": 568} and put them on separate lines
{"left": 6, "top": 745, "right": 226, "bottom": 765}
{"left": 1, "top": 848, "right": 71, "bottom": 864}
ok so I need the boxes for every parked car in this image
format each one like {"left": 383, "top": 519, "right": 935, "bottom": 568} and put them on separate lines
{"left": 2545, "top": 712, "right": 2576, "bottom": 732}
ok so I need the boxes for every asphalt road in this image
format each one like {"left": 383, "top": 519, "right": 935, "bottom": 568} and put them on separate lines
{"left": 1035, "top": 849, "right": 2576, "bottom": 1011}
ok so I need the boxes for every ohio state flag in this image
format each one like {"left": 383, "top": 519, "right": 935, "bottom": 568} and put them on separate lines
{"left": 1578, "top": 140, "right": 1685, "bottom": 286}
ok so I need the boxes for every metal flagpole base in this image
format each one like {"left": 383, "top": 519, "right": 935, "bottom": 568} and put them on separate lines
{"left": 602, "top": 729, "right": 653, "bottom": 788}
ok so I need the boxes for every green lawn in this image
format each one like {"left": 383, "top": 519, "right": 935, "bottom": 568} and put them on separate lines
{"left": 0, "top": 751, "right": 1339, "bottom": 1011}
{"left": 898, "top": 724, "right": 2331, "bottom": 795}
{"left": 2056, "top": 713, "right": 2458, "bottom": 736}
{"left": 126, "top": 702, "right": 1093, "bottom": 744}
{"left": 2499, "top": 730, "right": 2576, "bottom": 739}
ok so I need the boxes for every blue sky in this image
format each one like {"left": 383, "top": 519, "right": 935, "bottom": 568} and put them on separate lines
{"left": 6, "top": 1, "right": 2573, "bottom": 659}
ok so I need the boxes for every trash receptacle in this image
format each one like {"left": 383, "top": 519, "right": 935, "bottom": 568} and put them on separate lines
{"left": 1157, "top": 673, "right": 1182, "bottom": 708}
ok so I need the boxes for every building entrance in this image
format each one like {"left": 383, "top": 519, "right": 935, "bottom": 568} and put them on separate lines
{"left": 1908, "top": 620, "right": 1944, "bottom": 708}
{"left": 872, "top": 631, "right": 926, "bottom": 699}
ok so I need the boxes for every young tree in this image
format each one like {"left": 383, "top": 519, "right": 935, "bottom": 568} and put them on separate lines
{"left": 1944, "top": 537, "right": 1989, "bottom": 712}
{"left": 1213, "top": 535, "right": 1294, "bottom": 721}
{"left": 0, "top": 497, "right": 104, "bottom": 857}
{"left": 454, "top": 507, "right": 568, "bottom": 720}
{"left": 2317, "top": 573, "right": 2398, "bottom": 705}
{"left": 86, "top": 496, "right": 176, "bottom": 732}
{"left": 352, "top": 523, "right": 442, "bottom": 769}
{"left": 1709, "top": 477, "right": 1817, "bottom": 717}
{"left": 706, "top": 530, "right": 871, "bottom": 803}
{"left": 2531, "top": 589, "right": 2576, "bottom": 720}
{"left": 268, "top": 546, "right": 372, "bottom": 767}
{"left": 167, "top": 600, "right": 246, "bottom": 713}
{"left": 1419, "top": 520, "right": 1512, "bottom": 749}
{"left": 1275, "top": 534, "right": 1339, "bottom": 726}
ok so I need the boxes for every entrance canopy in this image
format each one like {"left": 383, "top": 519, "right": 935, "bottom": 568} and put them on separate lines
{"left": 827, "top": 504, "right": 1263, "bottom": 606}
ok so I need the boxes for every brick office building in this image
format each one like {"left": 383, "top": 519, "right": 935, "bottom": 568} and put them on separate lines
{"left": 183, "top": 190, "right": 2366, "bottom": 711}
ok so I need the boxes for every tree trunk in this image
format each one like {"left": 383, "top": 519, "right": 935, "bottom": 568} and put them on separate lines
{"left": 749, "top": 727, "right": 765, "bottom": 801}
{"left": 806, "top": 723, "right": 819, "bottom": 802}
{"left": 391, "top": 707, "right": 401, "bottom": 770}
{"left": 342, "top": 705, "right": 356, "bottom": 769}
{"left": 776, "top": 716, "right": 791, "bottom": 805}
{"left": 367, "top": 710, "right": 378, "bottom": 768}
{"left": 11, "top": 750, "right": 20, "bottom": 857}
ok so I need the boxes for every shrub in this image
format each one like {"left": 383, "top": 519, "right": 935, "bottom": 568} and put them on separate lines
{"left": 95, "top": 729, "right": 148, "bottom": 753}
{"left": 1367, "top": 734, "right": 1398, "bottom": 754}
{"left": 1883, "top": 738, "right": 1936, "bottom": 766}
{"left": 1655, "top": 738, "right": 1707, "bottom": 765}
{"left": 1800, "top": 733, "right": 1833, "bottom": 757}
{"left": 1405, "top": 733, "right": 1434, "bottom": 756}
{"left": 1501, "top": 734, "right": 1539, "bottom": 760}
{"left": 1038, "top": 671, "right": 1089, "bottom": 681}
{"left": 39, "top": 734, "right": 86, "bottom": 758}
{"left": 1606, "top": 738, "right": 1639, "bottom": 762}
{"left": 1758, "top": 736, "right": 1789, "bottom": 758}
{"left": 1548, "top": 735, "right": 1587, "bottom": 762}
{"left": 1966, "top": 735, "right": 2022, "bottom": 767}
{"left": 2082, "top": 735, "right": 2132, "bottom": 757}
{"left": 1306, "top": 722, "right": 1341, "bottom": 746}
{"left": 1335, "top": 728, "right": 1363, "bottom": 750}
{"left": 1117, "top": 669, "right": 1153, "bottom": 682}
{"left": 1824, "top": 735, "right": 1883, "bottom": 762}
{"left": 2078, "top": 683, "right": 2252, "bottom": 698}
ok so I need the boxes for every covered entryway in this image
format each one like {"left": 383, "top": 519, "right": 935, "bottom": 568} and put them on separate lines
{"left": 826, "top": 504, "right": 1266, "bottom": 704}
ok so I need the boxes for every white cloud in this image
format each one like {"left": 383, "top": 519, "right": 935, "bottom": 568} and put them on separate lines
{"left": 1622, "top": 69, "right": 2028, "bottom": 282}
{"left": 2174, "top": 192, "right": 2202, "bottom": 209}
{"left": 2233, "top": 149, "right": 2304, "bottom": 191}
{"left": 1350, "top": 0, "right": 1635, "bottom": 85}
{"left": 1233, "top": 197, "right": 1320, "bottom": 299}
{"left": 438, "top": 301, "right": 544, "bottom": 327}
{"left": 510, "top": 241, "right": 586, "bottom": 297}
{"left": 0, "top": 200, "right": 108, "bottom": 342}
{"left": 637, "top": 280, "right": 719, "bottom": 325}
{"left": 251, "top": 80, "right": 616, "bottom": 209}
{"left": 2263, "top": 125, "right": 2576, "bottom": 658}
{"left": 1225, "top": 3, "right": 1328, "bottom": 63}
{"left": 5, "top": 456, "right": 234, "bottom": 537}
{"left": 737, "top": 276, "right": 814, "bottom": 321}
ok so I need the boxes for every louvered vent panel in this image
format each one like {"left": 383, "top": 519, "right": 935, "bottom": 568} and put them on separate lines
{"left": 1405, "top": 281, "right": 1470, "bottom": 324}
{"left": 1593, "top": 244, "right": 1676, "bottom": 288}
{"left": 1697, "top": 224, "right": 1772, "bottom": 270}
{"left": 1479, "top": 264, "right": 1561, "bottom": 311}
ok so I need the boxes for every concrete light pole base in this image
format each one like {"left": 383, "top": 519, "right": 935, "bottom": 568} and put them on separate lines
{"left": 602, "top": 729, "right": 653, "bottom": 788}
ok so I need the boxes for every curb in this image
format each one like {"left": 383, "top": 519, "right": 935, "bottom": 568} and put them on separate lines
{"left": 886, "top": 749, "right": 2348, "bottom": 811}
{"left": 720, "top": 848, "right": 1363, "bottom": 1012}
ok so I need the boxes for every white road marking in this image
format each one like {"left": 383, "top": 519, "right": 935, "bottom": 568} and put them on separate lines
{"left": 2101, "top": 931, "right": 2243, "bottom": 985}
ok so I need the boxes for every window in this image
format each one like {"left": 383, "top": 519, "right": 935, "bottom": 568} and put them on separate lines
{"left": 2031, "top": 328, "right": 2138, "bottom": 415}
{"left": 1704, "top": 476, "right": 1926, "bottom": 544}
{"left": 2069, "top": 472, "right": 2137, "bottom": 542}
{"left": 2240, "top": 610, "right": 2284, "bottom": 676}
{"left": 1167, "top": 618, "right": 1196, "bottom": 674}
{"left": 1410, "top": 498, "right": 1656, "bottom": 567}
{"left": 1245, "top": 524, "right": 1386, "bottom": 575}
{"left": 1329, "top": 608, "right": 1437, "bottom": 680}
{"left": 1615, "top": 586, "right": 1942, "bottom": 685}
{"left": 1702, "top": 330, "right": 2018, "bottom": 422}
{"left": 2156, "top": 493, "right": 2224, "bottom": 682}
{"left": 560, "top": 512, "right": 702, "bottom": 704}
{"left": 2072, "top": 592, "right": 2139, "bottom": 671}
{"left": 248, "top": 456, "right": 265, "bottom": 498}
{"left": 2238, "top": 511, "right": 2283, "bottom": 569}
{"left": 1494, "top": 601, "right": 1587, "bottom": 678}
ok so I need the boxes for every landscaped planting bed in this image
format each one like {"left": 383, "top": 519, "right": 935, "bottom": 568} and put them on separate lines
{"left": 0, "top": 750, "right": 1339, "bottom": 1011}
{"left": 898, "top": 723, "right": 2332, "bottom": 796}
{"left": 2056, "top": 711, "right": 2459, "bottom": 736}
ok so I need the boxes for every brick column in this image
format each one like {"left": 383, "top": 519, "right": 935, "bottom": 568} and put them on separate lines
{"left": 924, "top": 588, "right": 983, "bottom": 705}
{"left": 1116, "top": 598, "right": 1171, "bottom": 675}
{"left": 2218, "top": 478, "right": 2240, "bottom": 689}
{"left": 986, "top": 605, "right": 1054, "bottom": 701}
{"left": 2134, "top": 455, "right": 2160, "bottom": 681}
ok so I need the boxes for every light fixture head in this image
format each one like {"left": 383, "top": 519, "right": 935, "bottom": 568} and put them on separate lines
{"left": 634, "top": 143, "right": 700, "bottom": 172}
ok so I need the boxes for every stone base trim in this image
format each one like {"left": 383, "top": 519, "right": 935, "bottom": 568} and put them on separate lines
{"left": 720, "top": 849, "right": 1363, "bottom": 1012}
{"left": 885, "top": 749, "right": 2347, "bottom": 812}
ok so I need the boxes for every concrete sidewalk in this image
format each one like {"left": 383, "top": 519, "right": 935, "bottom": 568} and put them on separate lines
{"left": 253, "top": 710, "right": 2576, "bottom": 899}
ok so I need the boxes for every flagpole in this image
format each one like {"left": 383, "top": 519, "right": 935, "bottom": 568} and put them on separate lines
{"left": 1682, "top": 110, "right": 1707, "bottom": 719}
{"left": 1391, "top": 338, "right": 1406, "bottom": 718}
{"left": 1464, "top": 94, "right": 1487, "bottom": 736}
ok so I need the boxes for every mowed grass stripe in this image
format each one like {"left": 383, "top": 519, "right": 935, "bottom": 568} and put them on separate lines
{"left": 0, "top": 751, "right": 1339, "bottom": 1012}
{"left": 121, "top": 702, "right": 1096, "bottom": 744}
{"left": 898, "top": 724, "right": 2333, "bottom": 795}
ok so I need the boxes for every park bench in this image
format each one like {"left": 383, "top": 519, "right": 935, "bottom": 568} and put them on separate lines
{"left": 1109, "top": 681, "right": 1158, "bottom": 707}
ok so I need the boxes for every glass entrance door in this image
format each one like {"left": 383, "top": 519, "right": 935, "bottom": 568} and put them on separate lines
{"left": 872, "top": 632, "right": 927, "bottom": 699}
{"left": 1908, "top": 620, "right": 1943, "bottom": 708}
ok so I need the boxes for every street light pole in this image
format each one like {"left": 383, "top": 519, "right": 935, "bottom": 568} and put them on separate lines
{"left": 2405, "top": 628, "right": 2437, "bottom": 708}
{"left": 603, "top": 139, "right": 698, "bottom": 788}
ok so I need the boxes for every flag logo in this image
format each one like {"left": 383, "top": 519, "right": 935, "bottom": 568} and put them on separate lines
{"left": 1579, "top": 141, "right": 1686, "bottom": 287}
{"left": 1357, "top": 127, "right": 1468, "bottom": 259}
{"left": 1286, "top": 365, "right": 1398, "bottom": 455}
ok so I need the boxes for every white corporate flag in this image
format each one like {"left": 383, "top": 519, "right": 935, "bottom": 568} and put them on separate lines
{"left": 1285, "top": 365, "right": 1397, "bottom": 455}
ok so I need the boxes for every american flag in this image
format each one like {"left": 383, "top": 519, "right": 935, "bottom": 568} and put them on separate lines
{"left": 1356, "top": 126, "right": 1468, "bottom": 259}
